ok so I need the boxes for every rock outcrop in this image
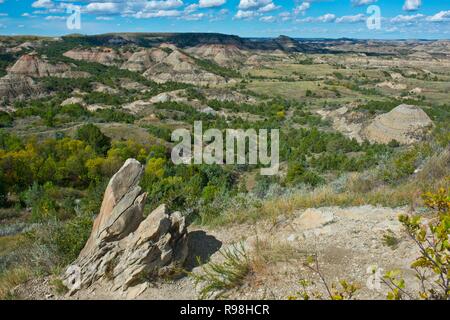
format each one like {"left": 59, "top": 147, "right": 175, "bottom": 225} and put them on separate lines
{"left": 63, "top": 159, "right": 188, "bottom": 295}
{"left": 185, "top": 44, "right": 248, "bottom": 67}
{"left": 121, "top": 48, "right": 169, "bottom": 72}
{"left": 63, "top": 47, "right": 123, "bottom": 66}
{"left": 8, "top": 53, "right": 70, "bottom": 77}
{"left": 363, "top": 104, "right": 433, "bottom": 144}
{"left": 0, "top": 74, "right": 42, "bottom": 100}
{"left": 122, "top": 45, "right": 226, "bottom": 86}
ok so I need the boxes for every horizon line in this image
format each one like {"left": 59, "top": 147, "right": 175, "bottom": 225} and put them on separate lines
{"left": 0, "top": 31, "right": 449, "bottom": 41}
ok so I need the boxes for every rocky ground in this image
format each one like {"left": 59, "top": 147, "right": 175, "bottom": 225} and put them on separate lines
{"left": 14, "top": 204, "right": 421, "bottom": 300}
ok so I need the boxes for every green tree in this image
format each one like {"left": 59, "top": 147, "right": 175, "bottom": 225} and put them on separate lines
{"left": 75, "top": 124, "right": 111, "bottom": 155}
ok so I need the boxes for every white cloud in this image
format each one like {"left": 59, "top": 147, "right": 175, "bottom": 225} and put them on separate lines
{"left": 391, "top": 13, "right": 424, "bottom": 23}
{"left": 185, "top": 4, "right": 198, "bottom": 12}
{"left": 294, "top": 2, "right": 310, "bottom": 15}
{"left": 300, "top": 13, "right": 336, "bottom": 23}
{"left": 351, "top": 0, "right": 377, "bottom": 6}
{"left": 238, "top": 0, "right": 272, "bottom": 10}
{"left": 32, "top": 0, "right": 54, "bottom": 9}
{"left": 427, "top": 10, "right": 450, "bottom": 22}
{"left": 258, "top": 3, "right": 279, "bottom": 13}
{"left": 181, "top": 12, "right": 205, "bottom": 20}
{"left": 22, "top": 13, "right": 37, "bottom": 18}
{"left": 134, "top": 9, "right": 181, "bottom": 18}
{"left": 403, "top": 0, "right": 421, "bottom": 11}
{"left": 279, "top": 12, "right": 291, "bottom": 22}
{"left": 199, "top": 0, "right": 226, "bottom": 8}
{"left": 317, "top": 13, "right": 336, "bottom": 23}
{"left": 335, "top": 14, "right": 366, "bottom": 23}
{"left": 234, "top": 9, "right": 258, "bottom": 19}
{"left": 45, "top": 15, "right": 65, "bottom": 20}
{"left": 260, "top": 15, "right": 275, "bottom": 22}
{"left": 85, "top": 2, "right": 121, "bottom": 14}
{"left": 96, "top": 16, "right": 114, "bottom": 21}
{"left": 121, "top": 0, "right": 184, "bottom": 18}
{"left": 143, "top": 0, "right": 184, "bottom": 10}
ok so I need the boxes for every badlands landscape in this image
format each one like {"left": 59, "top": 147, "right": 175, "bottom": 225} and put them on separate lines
{"left": 0, "top": 33, "right": 449, "bottom": 300}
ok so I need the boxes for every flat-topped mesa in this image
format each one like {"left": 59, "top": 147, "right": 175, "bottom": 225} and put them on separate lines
{"left": 63, "top": 159, "right": 188, "bottom": 295}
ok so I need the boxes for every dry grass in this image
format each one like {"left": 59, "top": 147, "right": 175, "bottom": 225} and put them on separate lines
{"left": 190, "top": 243, "right": 251, "bottom": 300}
{"left": 250, "top": 238, "right": 307, "bottom": 276}
{"left": 191, "top": 239, "right": 306, "bottom": 300}
{"left": 213, "top": 173, "right": 449, "bottom": 227}
{"left": 0, "top": 235, "right": 24, "bottom": 257}
{"left": 0, "top": 267, "right": 32, "bottom": 300}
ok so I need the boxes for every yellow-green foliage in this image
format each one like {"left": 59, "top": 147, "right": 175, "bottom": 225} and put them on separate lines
{"left": 383, "top": 188, "right": 449, "bottom": 300}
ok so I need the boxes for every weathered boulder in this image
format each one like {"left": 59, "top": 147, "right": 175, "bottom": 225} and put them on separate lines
{"left": 63, "top": 159, "right": 188, "bottom": 294}
{"left": 363, "top": 104, "right": 433, "bottom": 144}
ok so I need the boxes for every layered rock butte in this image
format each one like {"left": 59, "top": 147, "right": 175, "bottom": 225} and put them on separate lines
{"left": 364, "top": 104, "right": 433, "bottom": 144}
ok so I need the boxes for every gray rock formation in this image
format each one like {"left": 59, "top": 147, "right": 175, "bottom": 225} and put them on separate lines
{"left": 0, "top": 74, "right": 42, "bottom": 100}
{"left": 8, "top": 53, "right": 70, "bottom": 77}
{"left": 63, "top": 47, "right": 123, "bottom": 66}
{"left": 185, "top": 44, "right": 248, "bottom": 67}
{"left": 122, "top": 45, "right": 227, "bottom": 86}
{"left": 63, "top": 159, "right": 188, "bottom": 295}
{"left": 363, "top": 104, "right": 433, "bottom": 144}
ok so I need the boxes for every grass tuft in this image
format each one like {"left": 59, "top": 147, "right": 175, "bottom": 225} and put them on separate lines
{"left": 190, "top": 243, "right": 251, "bottom": 300}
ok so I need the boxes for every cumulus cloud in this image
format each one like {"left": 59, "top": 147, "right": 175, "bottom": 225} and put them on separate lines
{"left": 122, "top": 0, "right": 184, "bottom": 19}
{"left": 258, "top": 3, "right": 279, "bottom": 13}
{"left": 32, "top": 0, "right": 54, "bottom": 9}
{"left": 351, "top": 0, "right": 377, "bottom": 6}
{"left": 133, "top": 9, "right": 181, "bottom": 19}
{"left": 294, "top": 2, "right": 310, "bottom": 15}
{"left": 234, "top": 0, "right": 279, "bottom": 19}
{"left": 234, "top": 9, "right": 258, "bottom": 19}
{"left": 260, "top": 15, "right": 275, "bottom": 22}
{"left": 199, "top": 0, "right": 226, "bottom": 8}
{"left": 335, "top": 14, "right": 366, "bottom": 23}
{"left": 427, "top": 10, "right": 450, "bottom": 22}
{"left": 238, "top": 0, "right": 272, "bottom": 10}
{"left": 85, "top": 2, "right": 122, "bottom": 15}
{"left": 391, "top": 13, "right": 424, "bottom": 23}
{"left": 45, "top": 15, "right": 65, "bottom": 20}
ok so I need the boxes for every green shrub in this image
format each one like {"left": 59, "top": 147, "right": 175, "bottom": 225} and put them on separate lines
{"left": 75, "top": 123, "right": 111, "bottom": 155}
{"left": 0, "top": 112, "right": 13, "bottom": 128}
{"left": 52, "top": 212, "right": 93, "bottom": 265}
{"left": 286, "top": 162, "right": 324, "bottom": 187}
{"left": 23, "top": 182, "right": 58, "bottom": 222}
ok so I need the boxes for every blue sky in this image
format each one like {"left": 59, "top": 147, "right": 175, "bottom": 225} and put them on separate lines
{"left": 0, "top": 0, "right": 448, "bottom": 38}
